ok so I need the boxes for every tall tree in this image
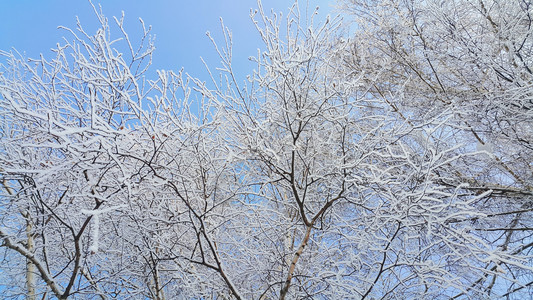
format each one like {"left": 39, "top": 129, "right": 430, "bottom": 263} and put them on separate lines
{"left": 338, "top": 0, "right": 533, "bottom": 297}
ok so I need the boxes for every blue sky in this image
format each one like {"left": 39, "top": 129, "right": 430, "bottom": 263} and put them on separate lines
{"left": 0, "top": 0, "right": 335, "bottom": 81}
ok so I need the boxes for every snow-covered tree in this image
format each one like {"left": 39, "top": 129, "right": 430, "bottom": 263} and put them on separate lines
{"left": 337, "top": 0, "right": 533, "bottom": 297}
{"left": 1, "top": 1, "right": 531, "bottom": 299}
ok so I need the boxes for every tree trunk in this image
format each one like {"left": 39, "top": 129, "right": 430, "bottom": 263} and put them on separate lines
{"left": 23, "top": 211, "right": 36, "bottom": 300}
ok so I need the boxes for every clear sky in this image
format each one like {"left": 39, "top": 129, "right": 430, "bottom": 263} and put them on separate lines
{"left": 0, "top": 0, "right": 336, "bottom": 81}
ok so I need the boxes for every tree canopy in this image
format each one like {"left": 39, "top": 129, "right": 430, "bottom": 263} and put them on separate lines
{"left": 1, "top": 0, "right": 532, "bottom": 299}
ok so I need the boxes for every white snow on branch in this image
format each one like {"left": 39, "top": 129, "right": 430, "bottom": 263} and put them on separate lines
{"left": 81, "top": 205, "right": 126, "bottom": 253}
